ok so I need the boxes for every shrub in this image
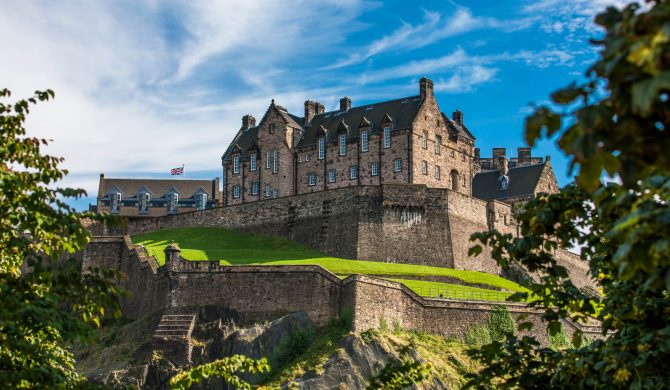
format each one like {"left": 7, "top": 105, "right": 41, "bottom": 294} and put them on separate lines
{"left": 465, "top": 325, "right": 492, "bottom": 347}
{"left": 548, "top": 324, "right": 570, "bottom": 350}
{"left": 488, "top": 306, "right": 515, "bottom": 341}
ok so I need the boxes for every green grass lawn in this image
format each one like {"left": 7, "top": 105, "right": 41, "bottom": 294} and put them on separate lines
{"left": 132, "top": 227, "right": 527, "bottom": 298}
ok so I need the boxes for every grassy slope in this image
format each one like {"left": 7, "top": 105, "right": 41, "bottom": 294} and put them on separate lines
{"left": 132, "top": 227, "right": 526, "bottom": 299}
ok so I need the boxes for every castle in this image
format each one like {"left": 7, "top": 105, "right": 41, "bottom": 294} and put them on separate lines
{"left": 221, "top": 77, "right": 559, "bottom": 207}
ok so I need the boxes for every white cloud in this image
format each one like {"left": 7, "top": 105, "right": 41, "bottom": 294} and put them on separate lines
{"left": 0, "top": 0, "right": 370, "bottom": 196}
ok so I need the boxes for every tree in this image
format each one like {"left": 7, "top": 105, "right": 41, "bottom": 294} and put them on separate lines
{"left": 466, "top": 1, "right": 670, "bottom": 388}
{"left": 0, "top": 89, "right": 122, "bottom": 387}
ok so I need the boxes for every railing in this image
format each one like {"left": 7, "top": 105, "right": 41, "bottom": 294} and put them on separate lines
{"left": 411, "top": 286, "right": 512, "bottom": 302}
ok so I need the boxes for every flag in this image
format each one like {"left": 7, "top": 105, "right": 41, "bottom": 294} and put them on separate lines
{"left": 171, "top": 166, "right": 184, "bottom": 175}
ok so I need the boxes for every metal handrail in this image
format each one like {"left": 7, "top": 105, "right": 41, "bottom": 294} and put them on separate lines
{"left": 411, "top": 286, "right": 511, "bottom": 302}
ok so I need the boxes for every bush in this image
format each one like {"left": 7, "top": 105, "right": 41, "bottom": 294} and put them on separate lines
{"left": 270, "top": 328, "right": 315, "bottom": 369}
{"left": 465, "top": 325, "right": 492, "bottom": 347}
{"left": 488, "top": 306, "right": 515, "bottom": 341}
{"left": 548, "top": 324, "right": 570, "bottom": 350}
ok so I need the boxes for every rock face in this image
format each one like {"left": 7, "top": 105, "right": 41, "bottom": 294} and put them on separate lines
{"left": 86, "top": 310, "right": 449, "bottom": 389}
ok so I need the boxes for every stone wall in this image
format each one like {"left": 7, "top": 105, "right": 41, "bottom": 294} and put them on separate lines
{"left": 83, "top": 238, "right": 603, "bottom": 343}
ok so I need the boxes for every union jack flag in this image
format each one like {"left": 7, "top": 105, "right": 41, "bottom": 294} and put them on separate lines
{"left": 171, "top": 166, "right": 184, "bottom": 175}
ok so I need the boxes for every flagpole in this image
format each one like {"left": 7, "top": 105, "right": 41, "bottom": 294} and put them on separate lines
{"left": 182, "top": 164, "right": 185, "bottom": 179}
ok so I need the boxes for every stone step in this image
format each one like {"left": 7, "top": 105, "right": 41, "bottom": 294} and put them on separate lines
{"left": 153, "top": 312, "right": 197, "bottom": 340}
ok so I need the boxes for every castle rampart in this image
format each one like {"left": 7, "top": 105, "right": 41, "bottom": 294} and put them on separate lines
{"left": 82, "top": 238, "right": 602, "bottom": 344}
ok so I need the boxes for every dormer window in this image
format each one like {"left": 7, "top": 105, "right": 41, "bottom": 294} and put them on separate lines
{"left": 318, "top": 138, "right": 325, "bottom": 160}
{"left": 167, "top": 193, "right": 179, "bottom": 213}
{"left": 339, "top": 133, "right": 347, "bottom": 156}
{"left": 139, "top": 192, "right": 150, "bottom": 213}
{"left": 384, "top": 127, "right": 391, "bottom": 148}
{"left": 233, "top": 156, "right": 240, "bottom": 174}
{"left": 361, "top": 130, "right": 369, "bottom": 152}
{"left": 110, "top": 192, "right": 121, "bottom": 213}
{"left": 196, "top": 193, "right": 208, "bottom": 210}
{"left": 500, "top": 175, "right": 510, "bottom": 190}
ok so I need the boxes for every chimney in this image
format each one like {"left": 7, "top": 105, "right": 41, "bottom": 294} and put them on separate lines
{"left": 316, "top": 102, "right": 325, "bottom": 114}
{"left": 419, "top": 77, "right": 434, "bottom": 100}
{"left": 492, "top": 148, "right": 506, "bottom": 172}
{"left": 474, "top": 148, "right": 480, "bottom": 160}
{"left": 517, "top": 147, "right": 531, "bottom": 166}
{"left": 241, "top": 114, "right": 256, "bottom": 130}
{"left": 304, "top": 100, "right": 316, "bottom": 124}
{"left": 340, "top": 96, "right": 351, "bottom": 111}
{"left": 452, "top": 110, "right": 464, "bottom": 126}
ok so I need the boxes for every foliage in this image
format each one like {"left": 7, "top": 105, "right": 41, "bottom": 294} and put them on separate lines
{"left": 465, "top": 325, "right": 492, "bottom": 347}
{"left": 270, "top": 328, "right": 316, "bottom": 369}
{"left": 133, "top": 227, "right": 527, "bottom": 292}
{"left": 0, "top": 89, "right": 122, "bottom": 387}
{"left": 168, "top": 355, "right": 270, "bottom": 390}
{"left": 488, "top": 305, "right": 516, "bottom": 342}
{"left": 466, "top": 1, "right": 670, "bottom": 388}
{"left": 548, "top": 324, "right": 570, "bottom": 351}
{"left": 366, "top": 358, "right": 432, "bottom": 390}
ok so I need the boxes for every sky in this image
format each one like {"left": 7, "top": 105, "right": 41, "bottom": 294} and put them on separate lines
{"left": 0, "top": 0, "right": 635, "bottom": 210}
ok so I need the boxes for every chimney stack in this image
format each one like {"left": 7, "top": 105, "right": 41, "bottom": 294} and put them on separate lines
{"left": 452, "top": 110, "right": 464, "bottom": 126}
{"left": 304, "top": 100, "right": 316, "bottom": 125}
{"left": 474, "top": 148, "right": 480, "bottom": 160}
{"left": 419, "top": 77, "right": 434, "bottom": 100}
{"left": 340, "top": 96, "right": 351, "bottom": 111}
{"left": 316, "top": 102, "right": 325, "bottom": 114}
{"left": 517, "top": 147, "right": 531, "bottom": 166}
{"left": 241, "top": 114, "right": 256, "bottom": 130}
{"left": 492, "top": 148, "right": 506, "bottom": 172}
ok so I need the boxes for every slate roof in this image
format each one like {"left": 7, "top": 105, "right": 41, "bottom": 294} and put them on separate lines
{"left": 222, "top": 95, "right": 427, "bottom": 161}
{"left": 472, "top": 163, "right": 546, "bottom": 201}
{"left": 297, "top": 95, "right": 423, "bottom": 147}
{"left": 100, "top": 178, "right": 215, "bottom": 198}
{"left": 444, "top": 114, "right": 475, "bottom": 141}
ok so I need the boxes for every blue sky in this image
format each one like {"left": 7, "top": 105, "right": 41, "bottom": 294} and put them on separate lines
{"left": 0, "top": 0, "right": 632, "bottom": 210}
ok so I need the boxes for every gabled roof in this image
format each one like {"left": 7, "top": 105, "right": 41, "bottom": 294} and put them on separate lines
{"left": 297, "top": 95, "right": 423, "bottom": 147}
{"left": 443, "top": 113, "right": 475, "bottom": 141}
{"left": 99, "top": 178, "right": 215, "bottom": 199}
{"left": 472, "top": 163, "right": 547, "bottom": 201}
{"left": 222, "top": 126, "right": 259, "bottom": 162}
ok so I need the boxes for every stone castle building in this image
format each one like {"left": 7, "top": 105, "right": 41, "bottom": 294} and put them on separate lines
{"left": 92, "top": 174, "right": 221, "bottom": 220}
{"left": 221, "top": 77, "right": 558, "bottom": 206}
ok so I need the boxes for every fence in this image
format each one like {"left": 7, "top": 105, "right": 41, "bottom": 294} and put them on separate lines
{"left": 411, "top": 286, "right": 513, "bottom": 302}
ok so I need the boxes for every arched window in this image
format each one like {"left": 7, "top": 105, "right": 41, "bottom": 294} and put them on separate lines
{"left": 450, "top": 169, "right": 459, "bottom": 192}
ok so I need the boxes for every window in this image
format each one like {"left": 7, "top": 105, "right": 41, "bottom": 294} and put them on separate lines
{"left": 328, "top": 169, "right": 336, "bottom": 183}
{"left": 435, "top": 165, "right": 441, "bottom": 180}
{"left": 250, "top": 152, "right": 257, "bottom": 171}
{"left": 306, "top": 153, "right": 310, "bottom": 162}
{"left": 435, "top": 135, "right": 441, "bottom": 154}
{"left": 110, "top": 192, "right": 121, "bottom": 213}
{"left": 318, "top": 138, "right": 325, "bottom": 160}
{"left": 252, "top": 182, "right": 259, "bottom": 195}
{"left": 308, "top": 173, "right": 317, "bottom": 186}
{"left": 422, "top": 130, "right": 427, "bottom": 149}
{"left": 265, "top": 184, "right": 271, "bottom": 197}
{"left": 233, "top": 185, "right": 241, "bottom": 199}
{"left": 273, "top": 148, "right": 279, "bottom": 174}
{"left": 383, "top": 127, "right": 391, "bottom": 148}
{"left": 139, "top": 193, "right": 150, "bottom": 213}
{"left": 233, "top": 156, "right": 240, "bottom": 174}
{"left": 422, "top": 160, "right": 428, "bottom": 175}
{"left": 450, "top": 170, "right": 459, "bottom": 191}
{"left": 269, "top": 123, "right": 276, "bottom": 134}
{"left": 394, "top": 159, "right": 402, "bottom": 172}
{"left": 266, "top": 150, "right": 271, "bottom": 169}
{"left": 168, "top": 193, "right": 179, "bottom": 212}
{"left": 272, "top": 189, "right": 278, "bottom": 198}
{"left": 361, "top": 130, "right": 369, "bottom": 152}
{"left": 339, "top": 133, "right": 347, "bottom": 156}
{"left": 350, "top": 165, "right": 358, "bottom": 179}
{"left": 371, "top": 162, "right": 379, "bottom": 176}
{"left": 501, "top": 176, "right": 509, "bottom": 190}
{"left": 196, "top": 193, "right": 208, "bottom": 210}
{"left": 451, "top": 150, "right": 455, "bottom": 158}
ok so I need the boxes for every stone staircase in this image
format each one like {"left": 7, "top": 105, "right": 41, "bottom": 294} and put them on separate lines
{"left": 153, "top": 313, "right": 196, "bottom": 340}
